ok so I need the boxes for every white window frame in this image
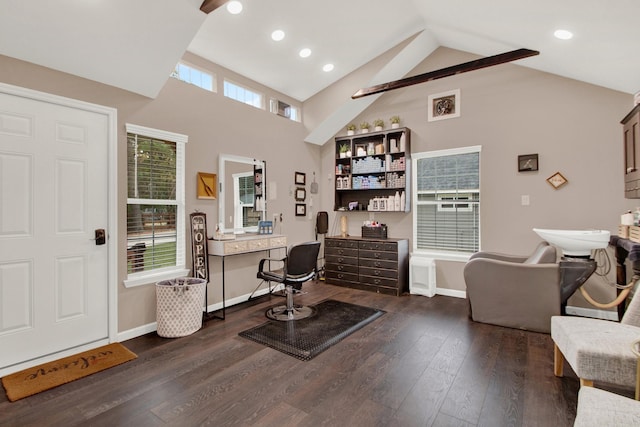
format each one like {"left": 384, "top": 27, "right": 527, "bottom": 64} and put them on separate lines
{"left": 223, "top": 79, "right": 264, "bottom": 109}
{"left": 233, "top": 171, "right": 258, "bottom": 232}
{"left": 171, "top": 61, "right": 216, "bottom": 92}
{"left": 412, "top": 145, "right": 481, "bottom": 262}
{"left": 124, "top": 123, "right": 189, "bottom": 287}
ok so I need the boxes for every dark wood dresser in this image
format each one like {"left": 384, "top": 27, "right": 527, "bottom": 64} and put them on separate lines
{"left": 324, "top": 236, "right": 409, "bottom": 296}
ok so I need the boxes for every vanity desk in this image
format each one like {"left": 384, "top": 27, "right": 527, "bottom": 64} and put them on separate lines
{"left": 208, "top": 234, "right": 287, "bottom": 318}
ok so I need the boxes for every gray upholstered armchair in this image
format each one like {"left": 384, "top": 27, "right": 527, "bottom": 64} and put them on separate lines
{"left": 464, "top": 241, "right": 559, "bottom": 333}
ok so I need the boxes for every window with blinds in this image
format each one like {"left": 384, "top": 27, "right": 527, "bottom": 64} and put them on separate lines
{"left": 413, "top": 146, "right": 481, "bottom": 254}
{"left": 126, "top": 124, "right": 186, "bottom": 280}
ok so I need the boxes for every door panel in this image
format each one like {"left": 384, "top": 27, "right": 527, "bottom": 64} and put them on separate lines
{"left": 0, "top": 89, "right": 109, "bottom": 370}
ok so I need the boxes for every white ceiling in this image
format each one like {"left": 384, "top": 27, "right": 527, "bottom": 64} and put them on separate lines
{"left": 1, "top": 0, "right": 638, "bottom": 101}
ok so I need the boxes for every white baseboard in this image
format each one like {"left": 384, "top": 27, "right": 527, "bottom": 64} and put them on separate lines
{"left": 565, "top": 305, "right": 619, "bottom": 321}
{"left": 436, "top": 287, "right": 466, "bottom": 299}
{"left": 117, "top": 322, "right": 158, "bottom": 342}
{"left": 117, "top": 284, "right": 285, "bottom": 342}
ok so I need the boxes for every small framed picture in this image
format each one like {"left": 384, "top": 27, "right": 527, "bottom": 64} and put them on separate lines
{"left": 295, "top": 203, "right": 306, "bottom": 216}
{"left": 428, "top": 89, "right": 460, "bottom": 121}
{"left": 518, "top": 154, "right": 539, "bottom": 172}
{"left": 196, "top": 172, "right": 217, "bottom": 199}
{"left": 295, "top": 171, "right": 306, "bottom": 185}
{"left": 295, "top": 187, "right": 306, "bottom": 201}
{"left": 547, "top": 171, "right": 568, "bottom": 189}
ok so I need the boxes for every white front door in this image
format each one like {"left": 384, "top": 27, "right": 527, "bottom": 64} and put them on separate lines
{"left": 0, "top": 85, "right": 113, "bottom": 372}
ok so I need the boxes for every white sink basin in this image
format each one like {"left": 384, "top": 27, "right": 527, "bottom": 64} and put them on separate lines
{"left": 533, "top": 228, "right": 610, "bottom": 256}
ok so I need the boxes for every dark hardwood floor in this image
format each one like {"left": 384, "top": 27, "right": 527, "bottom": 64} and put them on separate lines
{"left": 1, "top": 281, "right": 593, "bottom": 426}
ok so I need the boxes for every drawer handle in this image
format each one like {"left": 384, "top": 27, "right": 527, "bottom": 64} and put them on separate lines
{"left": 374, "top": 252, "right": 381, "bottom": 258}
{"left": 338, "top": 265, "right": 344, "bottom": 271}
{"left": 339, "top": 249, "right": 344, "bottom": 255}
{"left": 374, "top": 261, "right": 381, "bottom": 267}
{"left": 374, "top": 278, "right": 381, "bottom": 285}
{"left": 338, "top": 257, "right": 344, "bottom": 263}
{"left": 374, "top": 270, "right": 380, "bottom": 276}
{"left": 338, "top": 273, "right": 344, "bottom": 279}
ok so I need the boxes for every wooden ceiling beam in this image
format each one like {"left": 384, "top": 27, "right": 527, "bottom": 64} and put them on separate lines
{"left": 352, "top": 48, "right": 539, "bottom": 99}
{"left": 200, "top": 0, "right": 229, "bottom": 14}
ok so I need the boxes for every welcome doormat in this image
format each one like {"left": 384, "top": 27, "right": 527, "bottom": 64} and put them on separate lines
{"left": 1, "top": 343, "right": 137, "bottom": 402}
{"left": 239, "top": 299, "right": 385, "bottom": 361}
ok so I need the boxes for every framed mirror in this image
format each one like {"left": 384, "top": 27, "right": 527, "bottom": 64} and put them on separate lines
{"left": 218, "top": 154, "right": 266, "bottom": 234}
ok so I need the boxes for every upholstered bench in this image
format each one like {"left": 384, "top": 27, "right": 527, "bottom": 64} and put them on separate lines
{"left": 551, "top": 290, "right": 640, "bottom": 394}
{"left": 573, "top": 387, "right": 640, "bottom": 426}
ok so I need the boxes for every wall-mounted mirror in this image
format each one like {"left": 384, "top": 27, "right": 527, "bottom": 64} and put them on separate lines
{"left": 218, "top": 154, "right": 266, "bottom": 233}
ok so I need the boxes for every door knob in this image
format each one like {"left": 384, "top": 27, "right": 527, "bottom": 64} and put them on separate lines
{"left": 94, "top": 229, "right": 106, "bottom": 245}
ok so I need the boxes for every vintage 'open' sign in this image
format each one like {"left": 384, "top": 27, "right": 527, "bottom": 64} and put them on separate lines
{"left": 190, "top": 212, "right": 209, "bottom": 282}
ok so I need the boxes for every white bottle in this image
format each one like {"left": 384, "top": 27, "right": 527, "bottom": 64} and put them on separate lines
{"left": 394, "top": 191, "right": 400, "bottom": 211}
{"left": 400, "top": 191, "right": 406, "bottom": 211}
{"left": 388, "top": 195, "right": 394, "bottom": 211}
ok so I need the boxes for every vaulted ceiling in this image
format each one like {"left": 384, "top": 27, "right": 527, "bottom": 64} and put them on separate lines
{"left": 1, "top": 0, "right": 637, "bottom": 100}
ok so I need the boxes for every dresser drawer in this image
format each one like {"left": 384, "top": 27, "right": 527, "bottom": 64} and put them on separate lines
{"left": 359, "top": 249, "right": 398, "bottom": 261}
{"left": 222, "top": 240, "right": 249, "bottom": 254}
{"left": 359, "top": 258, "right": 398, "bottom": 270}
{"left": 325, "top": 246, "right": 358, "bottom": 257}
{"left": 269, "top": 236, "right": 287, "bottom": 248}
{"left": 359, "top": 274, "right": 399, "bottom": 288}
{"left": 326, "top": 270, "right": 359, "bottom": 283}
{"left": 359, "top": 241, "right": 397, "bottom": 252}
{"left": 326, "top": 238, "right": 358, "bottom": 249}
{"left": 325, "top": 254, "right": 358, "bottom": 266}
{"left": 359, "top": 266, "right": 398, "bottom": 279}
{"left": 248, "top": 238, "right": 269, "bottom": 251}
{"left": 325, "top": 262, "right": 358, "bottom": 275}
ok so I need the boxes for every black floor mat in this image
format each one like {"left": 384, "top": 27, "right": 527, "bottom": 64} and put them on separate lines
{"left": 238, "top": 299, "right": 385, "bottom": 361}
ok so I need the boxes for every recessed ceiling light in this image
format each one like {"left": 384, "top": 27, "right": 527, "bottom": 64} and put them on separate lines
{"left": 554, "top": 29, "right": 573, "bottom": 40}
{"left": 299, "top": 48, "right": 311, "bottom": 58}
{"left": 271, "top": 30, "right": 285, "bottom": 41}
{"left": 226, "top": 1, "right": 243, "bottom": 14}
{"left": 323, "top": 63, "right": 334, "bottom": 72}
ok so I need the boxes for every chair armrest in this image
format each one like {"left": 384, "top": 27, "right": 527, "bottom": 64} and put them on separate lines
{"left": 258, "top": 257, "right": 287, "bottom": 274}
{"left": 469, "top": 251, "right": 528, "bottom": 263}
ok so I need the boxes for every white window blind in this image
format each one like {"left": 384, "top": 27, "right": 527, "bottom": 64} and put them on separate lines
{"left": 413, "top": 146, "right": 481, "bottom": 254}
{"left": 126, "top": 124, "right": 186, "bottom": 281}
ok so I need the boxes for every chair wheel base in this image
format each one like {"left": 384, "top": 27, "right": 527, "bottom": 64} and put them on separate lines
{"left": 266, "top": 305, "right": 317, "bottom": 321}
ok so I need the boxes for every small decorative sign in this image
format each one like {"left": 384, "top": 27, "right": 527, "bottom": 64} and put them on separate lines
{"left": 190, "top": 212, "right": 209, "bottom": 282}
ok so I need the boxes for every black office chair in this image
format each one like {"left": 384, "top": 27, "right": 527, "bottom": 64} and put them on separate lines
{"left": 257, "top": 241, "right": 321, "bottom": 321}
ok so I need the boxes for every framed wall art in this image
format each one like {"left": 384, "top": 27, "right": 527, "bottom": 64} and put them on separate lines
{"left": 295, "top": 203, "right": 306, "bottom": 216}
{"left": 295, "top": 187, "right": 306, "bottom": 201}
{"left": 428, "top": 89, "right": 460, "bottom": 122}
{"left": 518, "top": 154, "right": 539, "bottom": 172}
{"left": 294, "top": 171, "right": 306, "bottom": 185}
{"left": 197, "top": 172, "right": 217, "bottom": 199}
{"left": 547, "top": 171, "right": 568, "bottom": 189}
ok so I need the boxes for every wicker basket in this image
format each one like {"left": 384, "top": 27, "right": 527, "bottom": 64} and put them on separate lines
{"left": 630, "top": 226, "right": 640, "bottom": 243}
{"left": 362, "top": 225, "right": 388, "bottom": 239}
{"left": 156, "top": 278, "right": 206, "bottom": 338}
